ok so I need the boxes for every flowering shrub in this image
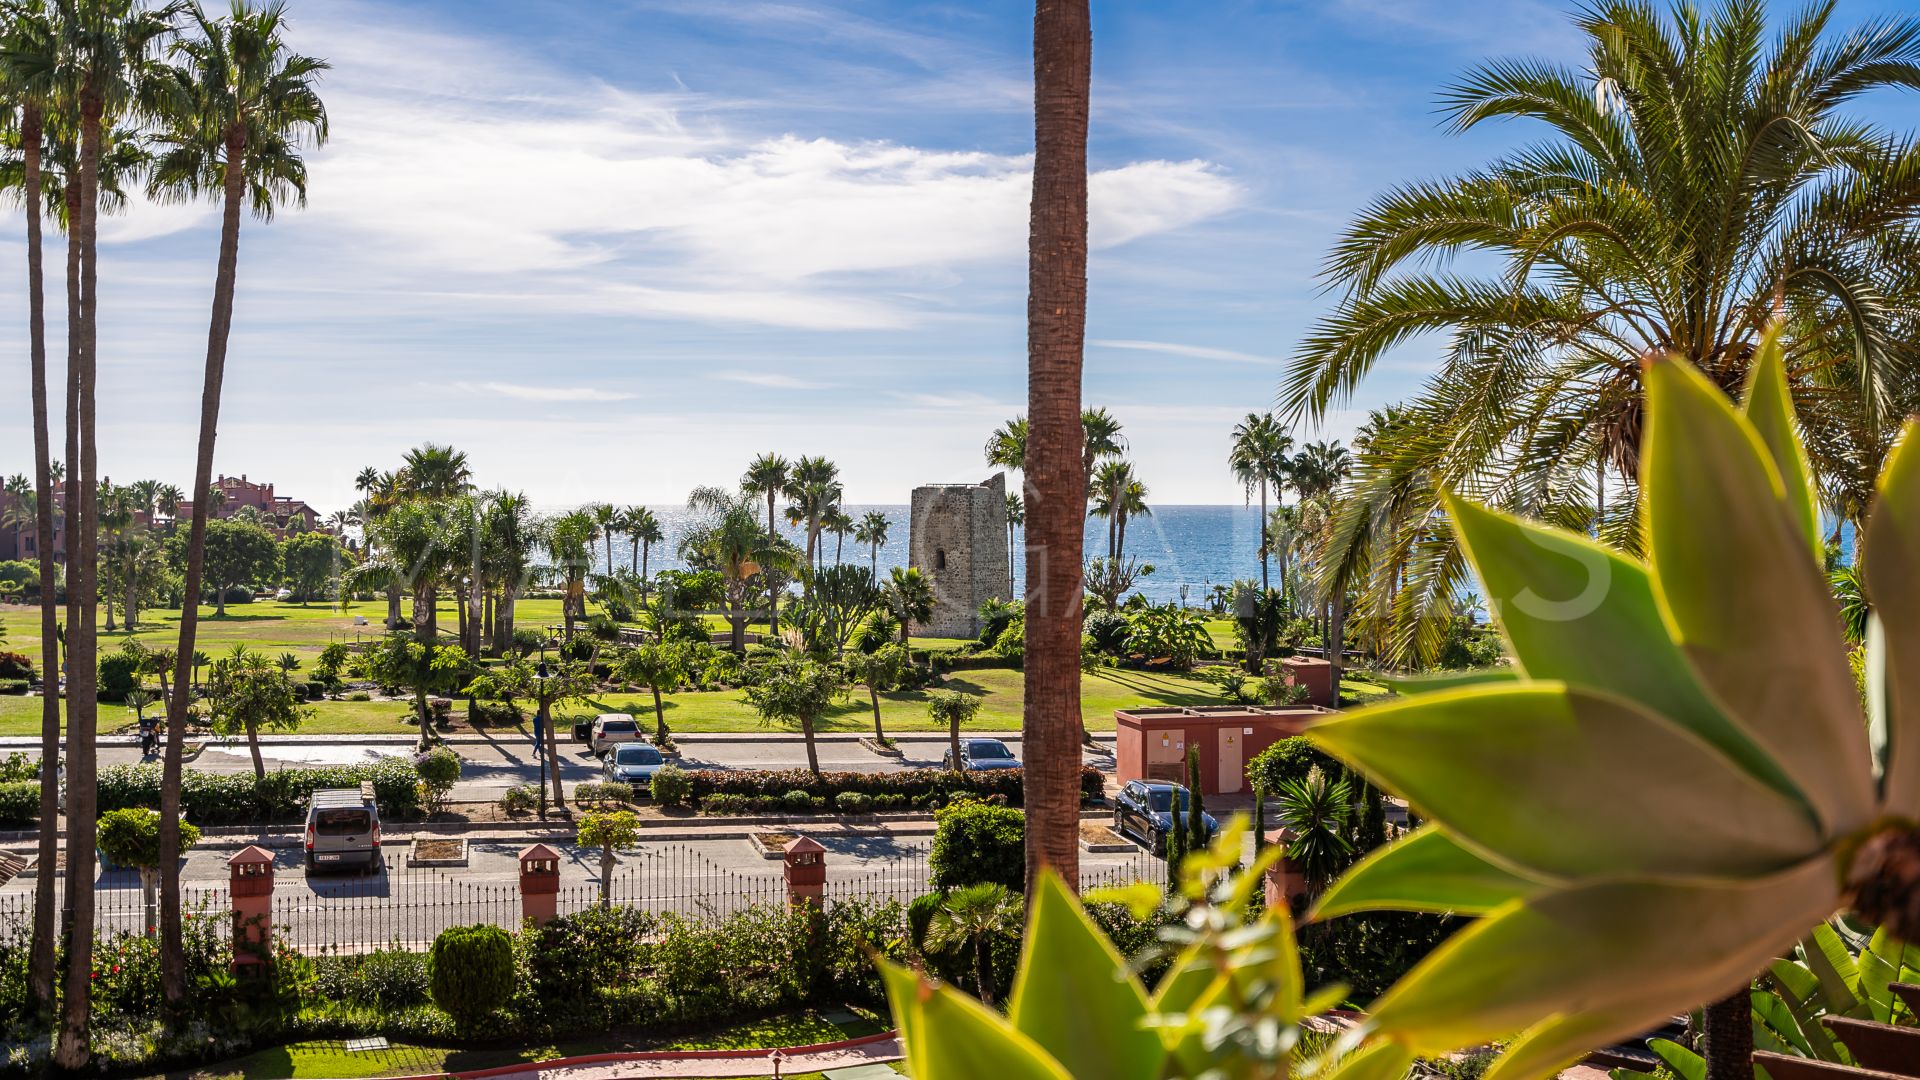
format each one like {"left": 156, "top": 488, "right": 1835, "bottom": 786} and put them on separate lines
{"left": 97, "top": 758, "right": 422, "bottom": 823}
{"left": 681, "top": 765, "right": 1103, "bottom": 808}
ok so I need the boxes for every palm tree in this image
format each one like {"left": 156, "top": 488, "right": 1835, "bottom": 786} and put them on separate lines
{"left": 621, "top": 504, "right": 662, "bottom": 600}
{"left": 0, "top": 0, "right": 64, "bottom": 1015}
{"left": 783, "top": 454, "right": 841, "bottom": 577}
{"left": 397, "top": 442, "right": 469, "bottom": 498}
{"left": 42, "top": 1, "right": 180, "bottom": 1061}
{"left": 740, "top": 452, "right": 789, "bottom": 631}
{"left": 823, "top": 506, "right": 853, "bottom": 565}
{"left": 1229, "top": 412, "right": 1293, "bottom": 592}
{"left": 882, "top": 565, "right": 933, "bottom": 646}
{"left": 983, "top": 417, "right": 1028, "bottom": 471}
{"left": 148, "top": 1, "right": 325, "bottom": 1007}
{"left": 853, "top": 509, "right": 889, "bottom": 577}
{"left": 588, "top": 502, "right": 617, "bottom": 576}
{"left": 924, "top": 882, "right": 1021, "bottom": 1006}
{"left": 682, "top": 487, "right": 793, "bottom": 653}
{"left": 1023, "top": 0, "right": 1091, "bottom": 899}
{"left": 1002, "top": 492, "right": 1023, "bottom": 597}
{"left": 480, "top": 491, "right": 536, "bottom": 654}
{"left": 545, "top": 508, "right": 597, "bottom": 639}
{"left": 1282, "top": 0, "right": 1920, "bottom": 673}
{"left": 985, "top": 410, "right": 1125, "bottom": 483}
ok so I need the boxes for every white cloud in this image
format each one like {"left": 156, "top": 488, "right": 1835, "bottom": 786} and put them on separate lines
{"left": 454, "top": 381, "right": 636, "bottom": 403}
{"left": 1092, "top": 339, "right": 1278, "bottom": 366}
{"left": 711, "top": 370, "right": 834, "bottom": 390}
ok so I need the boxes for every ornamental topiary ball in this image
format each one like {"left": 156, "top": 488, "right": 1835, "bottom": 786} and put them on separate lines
{"left": 427, "top": 924, "right": 514, "bottom": 1027}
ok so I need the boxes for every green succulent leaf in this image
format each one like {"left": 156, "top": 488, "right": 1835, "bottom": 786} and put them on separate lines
{"left": 1364, "top": 855, "right": 1839, "bottom": 1055}
{"left": 1312, "top": 825, "right": 1550, "bottom": 920}
{"left": 1750, "top": 990, "right": 1818, "bottom": 1060}
{"left": 1861, "top": 419, "right": 1920, "bottom": 814}
{"left": 1306, "top": 682, "right": 1824, "bottom": 880}
{"left": 1444, "top": 494, "right": 1805, "bottom": 809}
{"left": 1642, "top": 358, "right": 1874, "bottom": 835}
{"left": 1802, "top": 921, "right": 1863, "bottom": 1014}
{"left": 1148, "top": 940, "right": 1218, "bottom": 1017}
{"left": 1740, "top": 325, "right": 1821, "bottom": 560}
{"left": 1008, "top": 872, "right": 1163, "bottom": 1080}
{"left": 881, "top": 959, "right": 1072, "bottom": 1080}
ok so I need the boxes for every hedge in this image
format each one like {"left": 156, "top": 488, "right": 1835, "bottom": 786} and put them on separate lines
{"left": 680, "top": 765, "right": 1103, "bottom": 809}
{"left": 97, "top": 758, "right": 422, "bottom": 824}
{"left": 0, "top": 780, "right": 38, "bottom": 826}
{"left": 0, "top": 679, "right": 28, "bottom": 696}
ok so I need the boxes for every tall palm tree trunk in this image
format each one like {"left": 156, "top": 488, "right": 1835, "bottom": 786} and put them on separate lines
{"left": 1258, "top": 482, "right": 1269, "bottom": 592}
{"left": 1022, "top": 0, "right": 1090, "bottom": 899}
{"left": 22, "top": 103, "right": 62, "bottom": 1015}
{"left": 1704, "top": 991, "right": 1753, "bottom": 1080}
{"left": 765, "top": 493, "right": 780, "bottom": 634}
{"left": 161, "top": 124, "right": 249, "bottom": 1006}
{"left": 56, "top": 89, "right": 107, "bottom": 1071}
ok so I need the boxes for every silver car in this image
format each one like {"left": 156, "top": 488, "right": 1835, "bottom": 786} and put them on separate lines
{"left": 603, "top": 743, "right": 666, "bottom": 793}
{"left": 303, "top": 785, "right": 382, "bottom": 873}
{"left": 943, "top": 738, "right": 1021, "bottom": 771}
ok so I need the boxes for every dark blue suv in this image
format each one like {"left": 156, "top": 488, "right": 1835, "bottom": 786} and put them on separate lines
{"left": 1113, "top": 779, "right": 1218, "bottom": 853}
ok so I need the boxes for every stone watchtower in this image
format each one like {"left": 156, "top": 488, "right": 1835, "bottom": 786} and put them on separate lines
{"left": 909, "top": 473, "right": 1011, "bottom": 639}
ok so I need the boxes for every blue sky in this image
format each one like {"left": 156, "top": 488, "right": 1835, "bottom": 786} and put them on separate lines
{"left": 4, "top": 0, "right": 1915, "bottom": 512}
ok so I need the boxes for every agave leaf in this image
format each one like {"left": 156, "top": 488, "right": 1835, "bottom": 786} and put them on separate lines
{"left": 1312, "top": 825, "right": 1551, "bottom": 920}
{"left": 1642, "top": 358, "right": 1874, "bottom": 835}
{"left": 1306, "top": 683, "right": 1823, "bottom": 880}
{"left": 1149, "top": 940, "right": 1220, "bottom": 1016}
{"left": 1740, "top": 325, "right": 1821, "bottom": 560}
{"left": 1363, "top": 855, "right": 1839, "bottom": 1055}
{"left": 1378, "top": 668, "right": 1517, "bottom": 695}
{"left": 1484, "top": 1009, "right": 1662, "bottom": 1080}
{"left": 881, "top": 959, "right": 1073, "bottom": 1080}
{"left": 1008, "top": 872, "right": 1163, "bottom": 1080}
{"left": 1445, "top": 495, "right": 1805, "bottom": 809}
{"left": 1861, "top": 419, "right": 1920, "bottom": 814}
{"left": 1647, "top": 1037, "right": 1708, "bottom": 1080}
{"left": 1315, "top": 1040, "right": 1414, "bottom": 1080}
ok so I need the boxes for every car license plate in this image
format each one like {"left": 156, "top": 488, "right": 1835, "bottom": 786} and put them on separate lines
{"left": 318, "top": 853, "right": 341, "bottom": 863}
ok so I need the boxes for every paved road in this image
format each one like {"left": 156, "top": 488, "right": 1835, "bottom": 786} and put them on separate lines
{"left": 0, "top": 828, "right": 1164, "bottom": 949}
{"left": 62, "top": 732, "right": 1118, "bottom": 800}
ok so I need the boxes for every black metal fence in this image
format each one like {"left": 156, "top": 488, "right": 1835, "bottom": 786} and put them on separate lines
{"left": 0, "top": 840, "right": 1173, "bottom": 954}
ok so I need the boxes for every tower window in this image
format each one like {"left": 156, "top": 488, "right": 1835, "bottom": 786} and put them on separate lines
{"left": 935, "top": 549, "right": 947, "bottom": 570}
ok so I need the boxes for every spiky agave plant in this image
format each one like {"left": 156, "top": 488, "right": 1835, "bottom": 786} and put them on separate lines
{"left": 1304, "top": 327, "right": 1920, "bottom": 1078}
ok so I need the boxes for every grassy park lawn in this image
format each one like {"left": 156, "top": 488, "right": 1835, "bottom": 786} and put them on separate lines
{"left": 185, "top": 1008, "right": 889, "bottom": 1080}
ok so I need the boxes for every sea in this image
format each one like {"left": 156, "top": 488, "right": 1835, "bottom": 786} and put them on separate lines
{"left": 566, "top": 504, "right": 1268, "bottom": 608}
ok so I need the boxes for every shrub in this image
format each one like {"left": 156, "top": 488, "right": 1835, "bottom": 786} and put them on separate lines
{"left": 782, "top": 789, "right": 815, "bottom": 812}
{"left": 976, "top": 599, "right": 1022, "bottom": 650}
{"left": 835, "top": 791, "right": 871, "bottom": 814}
{"left": 347, "top": 691, "right": 372, "bottom": 702}
{"left": 427, "top": 924, "right": 514, "bottom": 1027}
{"left": 0, "top": 679, "right": 28, "bottom": 696}
{"left": 677, "top": 765, "right": 1104, "bottom": 810}
{"left": 1246, "top": 737, "right": 1340, "bottom": 796}
{"left": 314, "top": 946, "right": 428, "bottom": 1010}
{"left": 572, "top": 781, "right": 633, "bottom": 805}
{"left": 0, "top": 651, "right": 35, "bottom": 681}
{"left": 1082, "top": 610, "right": 1131, "bottom": 656}
{"left": 96, "top": 758, "right": 422, "bottom": 823}
{"left": 469, "top": 700, "right": 523, "bottom": 725}
{"left": 509, "top": 628, "right": 547, "bottom": 657}
{"left": 929, "top": 797, "right": 1024, "bottom": 892}
{"left": 500, "top": 783, "right": 539, "bottom": 815}
{"left": 98, "top": 651, "right": 141, "bottom": 703}
{"left": 649, "top": 763, "right": 692, "bottom": 807}
{"left": 415, "top": 747, "right": 462, "bottom": 815}
{"left": 990, "top": 613, "right": 1025, "bottom": 663}
{"left": 0, "top": 780, "right": 38, "bottom": 825}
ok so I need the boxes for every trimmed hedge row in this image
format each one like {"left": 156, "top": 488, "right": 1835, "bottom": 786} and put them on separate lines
{"left": 98, "top": 759, "right": 422, "bottom": 824}
{"left": 678, "top": 765, "right": 1104, "bottom": 808}
{"left": 0, "top": 780, "right": 37, "bottom": 826}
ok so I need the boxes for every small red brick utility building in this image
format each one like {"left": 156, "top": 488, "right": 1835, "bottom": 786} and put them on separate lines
{"left": 1114, "top": 704, "right": 1333, "bottom": 796}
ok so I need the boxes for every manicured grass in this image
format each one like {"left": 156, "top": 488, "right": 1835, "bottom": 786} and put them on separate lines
{"left": 185, "top": 1009, "right": 885, "bottom": 1080}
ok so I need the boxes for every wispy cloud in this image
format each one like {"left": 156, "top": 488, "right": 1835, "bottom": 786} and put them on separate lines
{"left": 1092, "top": 339, "right": 1278, "bottom": 366}
{"left": 454, "top": 382, "right": 637, "bottom": 403}
{"left": 710, "top": 370, "right": 834, "bottom": 390}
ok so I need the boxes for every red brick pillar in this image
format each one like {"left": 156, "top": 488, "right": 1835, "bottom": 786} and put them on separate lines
{"left": 1261, "top": 829, "right": 1309, "bottom": 916}
{"left": 783, "top": 836, "right": 826, "bottom": 910}
{"left": 519, "top": 843, "right": 562, "bottom": 927}
{"left": 227, "top": 845, "right": 275, "bottom": 973}
{"left": 1280, "top": 656, "right": 1335, "bottom": 707}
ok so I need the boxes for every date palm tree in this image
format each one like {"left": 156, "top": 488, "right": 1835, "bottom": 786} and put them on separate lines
{"left": 621, "top": 504, "right": 662, "bottom": 600}
{"left": 545, "top": 508, "right": 596, "bottom": 639}
{"left": 396, "top": 441, "right": 469, "bottom": 498}
{"left": 853, "top": 509, "right": 889, "bottom": 577}
{"left": 40, "top": 1, "right": 180, "bottom": 1061}
{"left": 1023, "top": 0, "right": 1091, "bottom": 897}
{"left": 683, "top": 487, "right": 794, "bottom": 653}
{"left": 1228, "top": 412, "right": 1293, "bottom": 592}
{"left": 1283, "top": 0, "right": 1920, "bottom": 677}
{"left": 147, "top": 0, "right": 325, "bottom": 1008}
{"left": 882, "top": 565, "right": 933, "bottom": 647}
{"left": 0, "top": 0, "right": 64, "bottom": 1016}
{"left": 985, "top": 409, "right": 1125, "bottom": 482}
{"left": 740, "top": 452, "right": 789, "bottom": 631}
{"left": 983, "top": 417, "right": 1028, "bottom": 471}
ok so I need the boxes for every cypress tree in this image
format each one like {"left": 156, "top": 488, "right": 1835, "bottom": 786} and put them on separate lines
{"left": 1186, "top": 745, "right": 1207, "bottom": 845}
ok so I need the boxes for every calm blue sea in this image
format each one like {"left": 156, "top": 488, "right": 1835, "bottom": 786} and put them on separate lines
{"left": 566, "top": 503, "right": 1267, "bottom": 607}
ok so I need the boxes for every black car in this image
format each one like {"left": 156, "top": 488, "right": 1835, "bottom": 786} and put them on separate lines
{"left": 1112, "top": 780, "right": 1218, "bottom": 852}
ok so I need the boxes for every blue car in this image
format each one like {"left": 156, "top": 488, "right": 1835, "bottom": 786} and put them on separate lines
{"left": 1113, "top": 780, "right": 1218, "bottom": 852}
{"left": 603, "top": 743, "right": 666, "bottom": 793}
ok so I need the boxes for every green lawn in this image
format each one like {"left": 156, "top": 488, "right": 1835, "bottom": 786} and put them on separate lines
{"left": 0, "top": 659, "right": 1231, "bottom": 738}
{"left": 183, "top": 1009, "right": 890, "bottom": 1080}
